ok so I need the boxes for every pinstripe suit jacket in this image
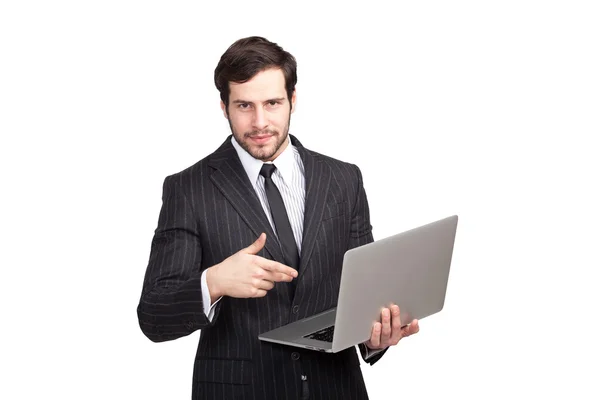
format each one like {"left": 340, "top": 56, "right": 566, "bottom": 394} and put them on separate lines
{"left": 137, "top": 134, "right": 388, "bottom": 399}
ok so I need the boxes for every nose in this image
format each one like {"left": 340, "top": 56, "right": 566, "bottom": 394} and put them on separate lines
{"left": 252, "top": 108, "right": 268, "bottom": 131}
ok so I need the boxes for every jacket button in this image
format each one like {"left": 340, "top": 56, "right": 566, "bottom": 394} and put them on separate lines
{"left": 292, "top": 305, "right": 299, "bottom": 314}
{"left": 184, "top": 321, "right": 194, "bottom": 330}
{"left": 291, "top": 352, "right": 300, "bottom": 361}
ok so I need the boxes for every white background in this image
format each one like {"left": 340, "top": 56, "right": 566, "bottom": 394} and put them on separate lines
{"left": 1, "top": 1, "right": 599, "bottom": 399}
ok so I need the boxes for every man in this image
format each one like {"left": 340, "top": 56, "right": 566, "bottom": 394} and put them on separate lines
{"left": 137, "top": 36, "right": 420, "bottom": 399}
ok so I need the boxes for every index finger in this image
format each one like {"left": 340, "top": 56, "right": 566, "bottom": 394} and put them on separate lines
{"left": 257, "top": 257, "right": 298, "bottom": 278}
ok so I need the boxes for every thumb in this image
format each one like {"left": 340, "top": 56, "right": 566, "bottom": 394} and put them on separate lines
{"left": 243, "top": 232, "right": 266, "bottom": 254}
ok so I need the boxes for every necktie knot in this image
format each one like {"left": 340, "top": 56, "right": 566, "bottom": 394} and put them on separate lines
{"left": 260, "top": 163, "right": 277, "bottom": 179}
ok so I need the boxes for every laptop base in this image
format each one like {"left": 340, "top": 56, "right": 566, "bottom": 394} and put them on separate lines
{"left": 258, "top": 308, "right": 337, "bottom": 352}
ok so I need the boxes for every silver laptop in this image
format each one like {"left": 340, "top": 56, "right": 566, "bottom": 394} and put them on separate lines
{"left": 258, "top": 215, "right": 458, "bottom": 353}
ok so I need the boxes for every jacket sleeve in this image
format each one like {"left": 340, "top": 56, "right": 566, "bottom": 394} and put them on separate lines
{"left": 348, "top": 164, "right": 390, "bottom": 365}
{"left": 137, "top": 175, "right": 222, "bottom": 342}
{"left": 348, "top": 164, "right": 374, "bottom": 250}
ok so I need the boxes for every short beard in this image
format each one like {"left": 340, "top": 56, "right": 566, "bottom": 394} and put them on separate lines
{"left": 228, "top": 114, "right": 291, "bottom": 161}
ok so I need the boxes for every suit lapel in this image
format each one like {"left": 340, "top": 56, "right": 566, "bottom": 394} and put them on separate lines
{"left": 291, "top": 136, "right": 331, "bottom": 275}
{"left": 206, "top": 135, "right": 331, "bottom": 280}
{"left": 208, "top": 138, "right": 285, "bottom": 263}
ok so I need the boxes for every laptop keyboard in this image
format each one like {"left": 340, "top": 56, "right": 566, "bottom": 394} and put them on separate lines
{"left": 304, "top": 325, "right": 335, "bottom": 342}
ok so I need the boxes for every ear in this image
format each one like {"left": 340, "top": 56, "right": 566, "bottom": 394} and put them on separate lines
{"left": 220, "top": 100, "right": 228, "bottom": 119}
{"left": 290, "top": 89, "right": 297, "bottom": 114}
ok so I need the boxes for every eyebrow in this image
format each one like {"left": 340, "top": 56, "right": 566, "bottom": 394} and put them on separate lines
{"left": 231, "top": 97, "right": 286, "bottom": 104}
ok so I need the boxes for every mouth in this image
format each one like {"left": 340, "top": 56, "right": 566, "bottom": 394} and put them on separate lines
{"left": 248, "top": 134, "right": 275, "bottom": 145}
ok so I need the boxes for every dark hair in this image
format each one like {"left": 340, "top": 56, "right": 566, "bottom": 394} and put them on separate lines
{"left": 214, "top": 36, "right": 297, "bottom": 108}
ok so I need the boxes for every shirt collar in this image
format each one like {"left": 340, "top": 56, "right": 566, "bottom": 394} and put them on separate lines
{"left": 230, "top": 135, "right": 295, "bottom": 186}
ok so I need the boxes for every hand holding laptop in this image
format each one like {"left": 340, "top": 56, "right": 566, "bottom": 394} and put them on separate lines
{"left": 364, "top": 304, "right": 420, "bottom": 350}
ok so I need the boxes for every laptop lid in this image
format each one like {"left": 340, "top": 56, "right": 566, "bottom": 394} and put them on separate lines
{"left": 331, "top": 215, "right": 458, "bottom": 352}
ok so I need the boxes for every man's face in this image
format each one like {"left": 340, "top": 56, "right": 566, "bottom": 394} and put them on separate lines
{"left": 221, "top": 68, "right": 296, "bottom": 161}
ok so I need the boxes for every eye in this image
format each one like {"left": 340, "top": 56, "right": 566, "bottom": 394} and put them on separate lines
{"left": 238, "top": 103, "right": 251, "bottom": 109}
{"left": 267, "top": 100, "right": 281, "bottom": 107}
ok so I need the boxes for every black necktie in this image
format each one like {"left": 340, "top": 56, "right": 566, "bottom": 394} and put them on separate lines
{"left": 259, "top": 163, "right": 300, "bottom": 271}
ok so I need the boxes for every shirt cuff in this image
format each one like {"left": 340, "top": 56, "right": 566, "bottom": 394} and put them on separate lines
{"left": 361, "top": 343, "right": 386, "bottom": 360}
{"left": 201, "top": 269, "right": 222, "bottom": 322}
